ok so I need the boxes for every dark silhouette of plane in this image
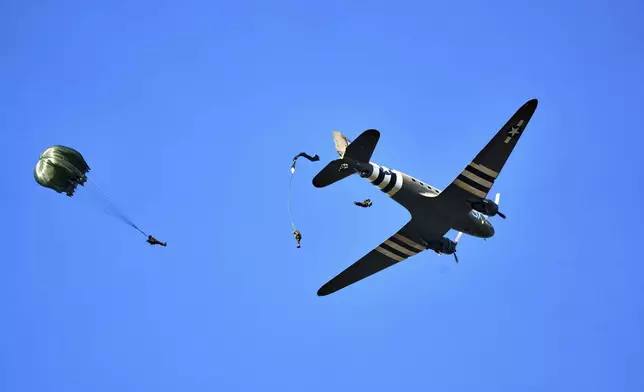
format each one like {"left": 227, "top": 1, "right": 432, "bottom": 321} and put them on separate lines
{"left": 313, "top": 99, "right": 538, "bottom": 296}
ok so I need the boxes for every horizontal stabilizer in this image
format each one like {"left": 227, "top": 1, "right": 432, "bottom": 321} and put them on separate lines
{"left": 312, "top": 159, "right": 354, "bottom": 188}
{"left": 344, "top": 129, "right": 379, "bottom": 163}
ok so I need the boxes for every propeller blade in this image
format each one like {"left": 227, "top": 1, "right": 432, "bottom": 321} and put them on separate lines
{"left": 453, "top": 232, "right": 462, "bottom": 263}
{"left": 494, "top": 192, "right": 506, "bottom": 219}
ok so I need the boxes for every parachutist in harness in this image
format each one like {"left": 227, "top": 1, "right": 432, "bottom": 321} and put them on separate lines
{"left": 293, "top": 230, "right": 302, "bottom": 248}
{"left": 354, "top": 198, "right": 372, "bottom": 208}
{"left": 147, "top": 235, "right": 167, "bottom": 247}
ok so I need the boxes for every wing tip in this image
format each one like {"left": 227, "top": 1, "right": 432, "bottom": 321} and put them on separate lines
{"left": 317, "top": 284, "right": 333, "bottom": 296}
{"left": 311, "top": 169, "right": 328, "bottom": 188}
{"left": 311, "top": 178, "right": 325, "bottom": 188}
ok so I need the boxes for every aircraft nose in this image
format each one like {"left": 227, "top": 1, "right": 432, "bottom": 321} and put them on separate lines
{"left": 487, "top": 224, "right": 495, "bottom": 238}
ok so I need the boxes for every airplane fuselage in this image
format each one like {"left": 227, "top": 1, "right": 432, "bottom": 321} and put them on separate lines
{"left": 357, "top": 161, "right": 495, "bottom": 239}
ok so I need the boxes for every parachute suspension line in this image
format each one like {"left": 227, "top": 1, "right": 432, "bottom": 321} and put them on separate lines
{"left": 86, "top": 179, "right": 147, "bottom": 237}
{"left": 74, "top": 179, "right": 125, "bottom": 223}
{"left": 287, "top": 171, "right": 296, "bottom": 232}
{"left": 287, "top": 152, "right": 319, "bottom": 236}
{"left": 55, "top": 155, "right": 147, "bottom": 237}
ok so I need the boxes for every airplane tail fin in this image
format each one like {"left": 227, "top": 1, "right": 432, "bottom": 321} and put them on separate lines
{"left": 312, "top": 129, "right": 380, "bottom": 188}
{"left": 332, "top": 131, "right": 351, "bottom": 158}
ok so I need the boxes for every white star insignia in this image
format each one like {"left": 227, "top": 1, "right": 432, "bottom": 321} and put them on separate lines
{"left": 503, "top": 120, "right": 524, "bottom": 144}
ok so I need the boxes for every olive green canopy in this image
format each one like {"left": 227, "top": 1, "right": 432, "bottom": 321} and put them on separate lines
{"left": 34, "top": 145, "right": 90, "bottom": 196}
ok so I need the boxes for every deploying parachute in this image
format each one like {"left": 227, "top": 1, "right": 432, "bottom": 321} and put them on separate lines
{"left": 290, "top": 152, "right": 319, "bottom": 174}
{"left": 34, "top": 145, "right": 151, "bottom": 240}
{"left": 288, "top": 151, "right": 320, "bottom": 248}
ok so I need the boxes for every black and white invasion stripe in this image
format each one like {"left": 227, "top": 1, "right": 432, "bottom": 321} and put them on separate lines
{"left": 453, "top": 161, "right": 498, "bottom": 198}
{"left": 367, "top": 163, "right": 403, "bottom": 197}
{"left": 375, "top": 233, "right": 426, "bottom": 262}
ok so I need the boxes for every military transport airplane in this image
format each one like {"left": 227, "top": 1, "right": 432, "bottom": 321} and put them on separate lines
{"left": 313, "top": 99, "right": 538, "bottom": 296}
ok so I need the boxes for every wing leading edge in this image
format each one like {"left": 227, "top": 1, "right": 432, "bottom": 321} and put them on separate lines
{"left": 438, "top": 99, "right": 538, "bottom": 208}
{"left": 317, "top": 221, "right": 437, "bottom": 296}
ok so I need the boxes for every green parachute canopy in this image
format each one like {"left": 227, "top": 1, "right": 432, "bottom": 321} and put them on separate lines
{"left": 34, "top": 145, "right": 90, "bottom": 197}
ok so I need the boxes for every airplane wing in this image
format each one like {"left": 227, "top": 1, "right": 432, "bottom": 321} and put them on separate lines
{"left": 317, "top": 220, "right": 446, "bottom": 296}
{"left": 436, "top": 99, "right": 538, "bottom": 211}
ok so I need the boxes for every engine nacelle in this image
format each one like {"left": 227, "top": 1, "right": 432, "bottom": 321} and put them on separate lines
{"left": 470, "top": 198, "right": 499, "bottom": 217}
{"left": 425, "top": 237, "right": 457, "bottom": 255}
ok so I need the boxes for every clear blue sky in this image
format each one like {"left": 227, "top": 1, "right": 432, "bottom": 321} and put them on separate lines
{"left": 2, "top": 1, "right": 644, "bottom": 391}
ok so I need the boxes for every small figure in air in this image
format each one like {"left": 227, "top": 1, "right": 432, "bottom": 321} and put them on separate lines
{"left": 147, "top": 235, "right": 167, "bottom": 247}
{"left": 293, "top": 230, "right": 302, "bottom": 248}
{"left": 354, "top": 198, "right": 372, "bottom": 208}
